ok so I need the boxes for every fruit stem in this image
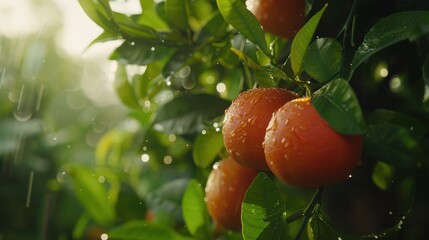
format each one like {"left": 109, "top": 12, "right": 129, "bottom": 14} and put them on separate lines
{"left": 293, "top": 187, "right": 324, "bottom": 240}
{"left": 285, "top": 208, "right": 305, "bottom": 224}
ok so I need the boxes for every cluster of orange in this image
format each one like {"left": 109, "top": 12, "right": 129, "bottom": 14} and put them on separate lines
{"left": 204, "top": 0, "right": 363, "bottom": 232}
{"left": 206, "top": 88, "right": 362, "bottom": 231}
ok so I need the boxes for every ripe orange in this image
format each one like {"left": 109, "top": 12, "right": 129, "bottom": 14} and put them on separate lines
{"left": 205, "top": 157, "right": 259, "bottom": 231}
{"left": 250, "top": 0, "right": 306, "bottom": 39}
{"left": 264, "top": 97, "right": 362, "bottom": 187}
{"left": 222, "top": 88, "right": 299, "bottom": 170}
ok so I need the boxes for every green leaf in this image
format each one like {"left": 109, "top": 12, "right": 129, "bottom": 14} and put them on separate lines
{"left": 113, "top": 12, "right": 160, "bottom": 39}
{"left": 312, "top": 78, "right": 366, "bottom": 135}
{"left": 291, "top": 4, "right": 327, "bottom": 76}
{"left": 196, "top": 12, "right": 229, "bottom": 41}
{"left": 135, "top": 4, "right": 170, "bottom": 31}
{"left": 367, "top": 109, "right": 427, "bottom": 140}
{"left": 216, "top": 0, "right": 270, "bottom": 56}
{"left": 146, "top": 178, "right": 190, "bottom": 221}
{"left": 162, "top": 46, "right": 195, "bottom": 78}
{"left": 114, "top": 64, "right": 141, "bottom": 109}
{"left": 423, "top": 54, "right": 429, "bottom": 87}
{"left": 364, "top": 124, "right": 423, "bottom": 167}
{"left": 165, "top": 0, "right": 189, "bottom": 31}
{"left": 153, "top": 94, "right": 230, "bottom": 135}
{"left": 78, "top": 0, "right": 118, "bottom": 33}
{"left": 110, "top": 41, "right": 174, "bottom": 66}
{"left": 351, "top": 11, "right": 429, "bottom": 72}
{"left": 372, "top": 162, "right": 395, "bottom": 191}
{"left": 87, "top": 31, "right": 120, "bottom": 48}
{"left": 108, "top": 221, "right": 192, "bottom": 240}
{"left": 303, "top": 38, "right": 342, "bottom": 82}
{"left": 182, "top": 180, "right": 210, "bottom": 238}
{"left": 242, "top": 173, "right": 289, "bottom": 240}
{"left": 308, "top": 215, "right": 361, "bottom": 240}
{"left": 192, "top": 130, "right": 224, "bottom": 168}
{"left": 69, "top": 165, "right": 115, "bottom": 226}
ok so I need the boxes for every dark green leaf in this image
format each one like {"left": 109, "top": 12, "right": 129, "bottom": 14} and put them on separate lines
{"left": 78, "top": 0, "right": 118, "bottom": 33}
{"left": 303, "top": 38, "right": 342, "bottom": 82}
{"left": 367, "top": 109, "right": 427, "bottom": 140}
{"left": 192, "top": 130, "right": 224, "bottom": 168}
{"left": 312, "top": 78, "right": 366, "bottom": 134}
{"left": 372, "top": 162, "right": 395, "bottom": 191}
{"left": 182, "top": 180, "right": 210, "bottom": 238}
{"left": 291, "top": 4, "right": 327, "bottom": 75}
{"left": 216, "top": 0, "right": 270, "bottom": 56}
{"left": 162, "top": 47, "right": 195, "bottom": 78}
{"left": 196, "top": 12, "right": 229, "bottom": 42}
{"left": 114, "top": 64, "right": 141, "bottom": 109}
{"left": 110, "top": 41, "right": 174, "bottom": 66}
{"left": 423, "top": 54, "right": 429, "bottom": 87}
{"left": 308, "top": 215, "right": 361, "bottom": 240}
{"left": 364, "top": 124, "right": 423, "bottom": 167}
{"left": 153, "top": 94, "right": 230, "bottom": 135}
{"left": 108, "top": 221, "right": 192, "bottom": 240}
{"left": 146, "top": 178, "right": 190, "bottom": 221}
{"left": 165, "top": 0, "right": 189, "bottom": 31}
{"left": 351, "top": 11, "right": 429, "bottom": 72}
{"left": 242, "top": 173, "right": 289, "bottom": 240}
{"left": 69, "top": 165, "right": 115, "bottom": 226}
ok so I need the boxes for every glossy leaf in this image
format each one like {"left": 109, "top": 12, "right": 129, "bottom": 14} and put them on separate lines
{"left": 291, "top": 4, "right": 327, "bottom": 75}
{"left": 162, "top": 46, "right": 195, "bottom": 78}
{"left": 110, "top": 41, "right": 174, "bottom": 66}
{"left": 69, "top": 165, "right": 116, "bottom": 226}
{"left": 242, "top": 173, "right": 289, "bottom": 240}
{"left": 192, "top": 130, "right": 224, "bottom": 168}
{"left": 182, "top": 180, "right": 210, "bottom": 238}
{"left": 114, "top": 64, "right": 141, "bottom": 109}
{"left": 88, "top": 31, "right": 120, "bottom": 48}
{"left": 351, "top": 11, "right": 429, "bottom": 72}
{"left": 78, "top": 0, "right": 117, "bottom": 33}
{"left": 146, "top": 178, "right": 190, "bottom": 221}
{"left": 303, "top": 38, "right": 342, "bottom": 82}
{"left": 108, "top": 221, "right": 192, "bottom": 240}
{"left": 423, "top": 54, "right": 429, "bottom": 87}
{"left": 216, "top": 0, "right": 270, "bottom": 56}
{"left": 153, "top": 94, "right": 230, "bottom": 135}
{"left": 364, "top": 124, "right": 422, "bottom": 167}
{"left": 312, "top": 78, "right": 366, "bottom": 134}
{"left": 196, "top": 12, "right": 229, "bottom": 41}
{"left": 231, "top": 48, "right": 287, "bottom": 80}
{"left": 166, "top": 0, "right": 189, "bottom": 31}
{"left": 113, "top": 12, "right": 160, "bottom": 39}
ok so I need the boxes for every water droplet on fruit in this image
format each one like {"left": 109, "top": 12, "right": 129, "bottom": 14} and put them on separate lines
{"left": 348, "top": 174, "right": 353, "bottom": 179}
{"left": 281, "top": 138, "right": 289, "bottom": 148}
{"left": 248, "top": 116, "right": 257, "bottom": 126}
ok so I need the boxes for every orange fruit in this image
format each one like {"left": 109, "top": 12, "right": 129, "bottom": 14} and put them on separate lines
{"left": 205, "top": 157, "right": 259, "bottom": 231}
{"left": 222, "top": 88, "right": 299, "bottom": 170}
{"left": 250, "top": 0, "right": 306, "bottom": 39}
{"left": 264, "top": 97, "right": 362, "bottom": 187}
